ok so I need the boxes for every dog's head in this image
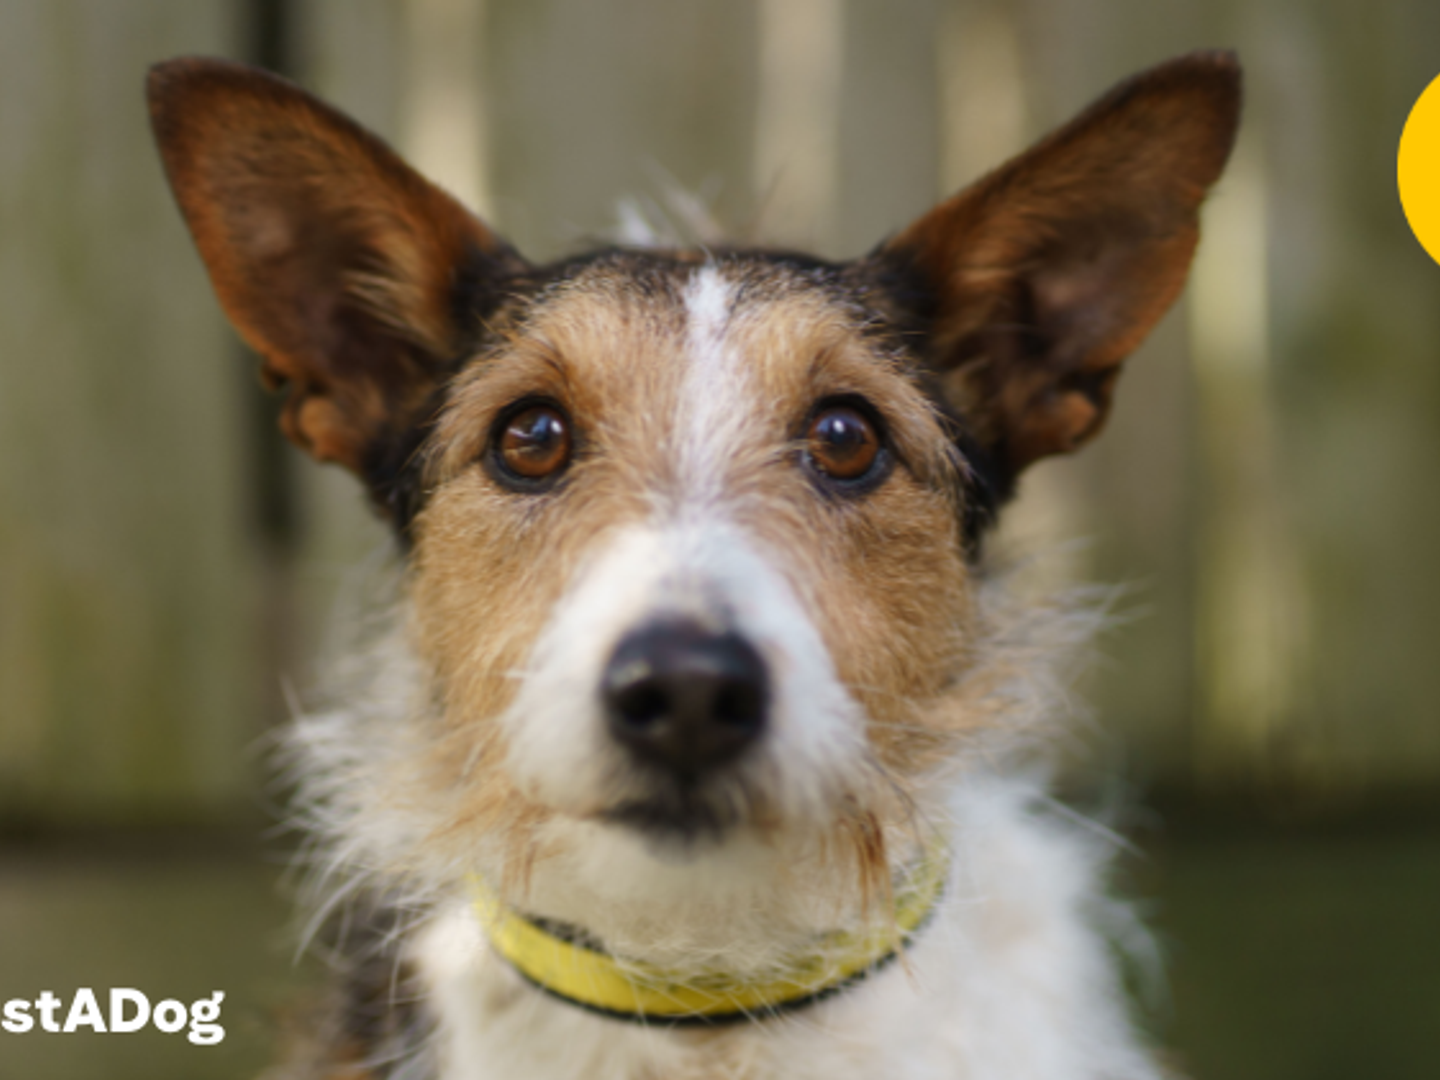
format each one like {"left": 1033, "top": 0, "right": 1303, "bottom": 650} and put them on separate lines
{"left": 149, "top": 54, "right": 1238, "bottom": 924}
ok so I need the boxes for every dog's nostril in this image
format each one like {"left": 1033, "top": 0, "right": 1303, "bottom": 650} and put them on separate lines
{"left": 612, "top": 682, "right": 668, "bottom": 730}
{"left": 602, "top": 621, "right": 769, "bottom": 777}
{"left": 714, "top": 683, "right": 762, "bottom": 727}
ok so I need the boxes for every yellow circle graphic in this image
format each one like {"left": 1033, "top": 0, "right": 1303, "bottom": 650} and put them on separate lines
{"left": 1399, "top": 73, "right": 1440, "bottom": 265}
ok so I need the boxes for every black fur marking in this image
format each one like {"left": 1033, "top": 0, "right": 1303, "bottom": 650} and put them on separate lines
{"left": 450, "top": 240, "right": 527, "bottom": 342}
{"left": 309, "top": 901, "right": 433, "bottom": 1077}
{"left": 359, "top": 241, "right": 537, "bottom": 546}
{"left": 950, "top": 424, "right": 1010, "bottom": 557}
{"left": 339, "top": 946, "right": 425, "bottom": 1056}
{"left": 715, "top": 245, "right": 848, "bottom": 278}
{"left": 361, "top": 398, "right": 444, "bottom": 546}
{"left": 857, "top": 246, "right": 1017, "bottom": 555}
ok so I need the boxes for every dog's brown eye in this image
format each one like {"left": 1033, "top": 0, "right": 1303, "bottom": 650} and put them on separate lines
{"left": 497, "top": 405, "right": 571, "bottom": 481}
{"left": 806, "top": 406, "right": 880, "bottom": 481}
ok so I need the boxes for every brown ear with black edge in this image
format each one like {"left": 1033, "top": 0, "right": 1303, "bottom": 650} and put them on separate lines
{"left": 873, "top": 50, "right": 1241, "bottom": 510}
{"left": 147, "top": 57, "right": 527, "bottom": 508}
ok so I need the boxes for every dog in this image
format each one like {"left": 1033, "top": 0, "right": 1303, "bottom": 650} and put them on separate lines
{"left": 148, "top": 49, "right": 1239, "bottom": 1080}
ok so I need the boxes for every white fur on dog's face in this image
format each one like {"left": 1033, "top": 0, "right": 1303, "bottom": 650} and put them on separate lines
{"left": 409, "top": 257, "right": 980, "bottom": 918}
{"left": 503, "top": 516, "right": 866, "bottom": 833}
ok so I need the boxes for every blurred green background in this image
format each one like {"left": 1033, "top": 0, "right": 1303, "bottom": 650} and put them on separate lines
{"left": 1, "top": 1, "right": 1438, "bottom": 1077}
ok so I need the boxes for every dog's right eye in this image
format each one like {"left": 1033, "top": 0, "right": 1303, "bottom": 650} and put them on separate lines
{"left": 491, "top": 402, "right": 572, "bottom": 488}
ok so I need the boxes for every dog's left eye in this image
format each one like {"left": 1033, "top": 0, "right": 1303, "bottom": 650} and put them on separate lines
{"left": 493, "top": 403, "right": 572, "bottom": 485}
{"left": 806, "top": 405, "right": 882, "bottom": 482}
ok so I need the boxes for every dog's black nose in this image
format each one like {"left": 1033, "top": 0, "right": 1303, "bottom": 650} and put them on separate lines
{"left": 602, "top": 621, "right": 768, "bottom": 778}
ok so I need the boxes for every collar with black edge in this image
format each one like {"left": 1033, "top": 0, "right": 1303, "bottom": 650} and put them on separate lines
{"left": 467, "top": 844, "right": 949, "bottom": 1026}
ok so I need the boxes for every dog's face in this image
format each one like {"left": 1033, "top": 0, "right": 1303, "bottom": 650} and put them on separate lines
{"left": 149, "top": 55, "right": 1238, "bottom": 913}
{"left": 412, "top": 253, "right": 976, "bottom": 858}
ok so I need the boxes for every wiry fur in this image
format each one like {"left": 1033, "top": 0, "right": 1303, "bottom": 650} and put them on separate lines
{"left": 149, "top": 50, "right": 1241, "bottom": 1080}
{"left": 276, "top": 563, "right": 1147, "bottom": 1080}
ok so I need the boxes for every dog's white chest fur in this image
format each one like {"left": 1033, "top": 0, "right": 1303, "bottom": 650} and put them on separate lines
{"left": 412, "top": 775, "right": 1160, "bottom": 1080}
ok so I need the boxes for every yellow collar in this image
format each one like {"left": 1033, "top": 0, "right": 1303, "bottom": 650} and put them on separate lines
{"left": 469, "top": 846, "right": 948, "bottom": 1025}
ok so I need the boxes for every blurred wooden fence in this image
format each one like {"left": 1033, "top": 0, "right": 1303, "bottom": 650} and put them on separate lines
{"left": 2, "top": 0, "right": 1438, "bottom": 825}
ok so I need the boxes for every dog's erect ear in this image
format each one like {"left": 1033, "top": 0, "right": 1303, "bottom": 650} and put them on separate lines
{"left": 876, "top": 51, "right": 1240, "bottom": 483}
{"left": 148, "top": 57, "right": 526, "bottom": 473}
